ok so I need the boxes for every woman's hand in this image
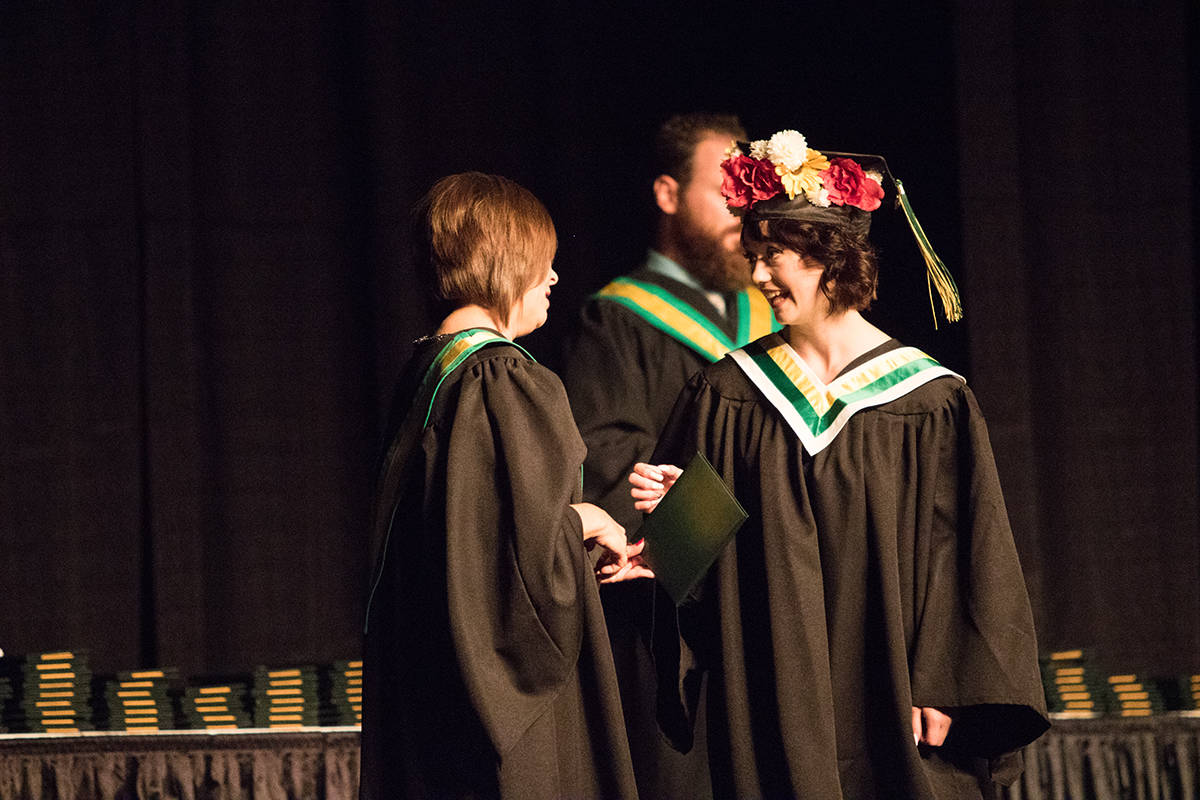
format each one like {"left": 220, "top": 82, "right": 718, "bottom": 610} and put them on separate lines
{"left": 628, "top": 462, "right": 683, "bottom": 513}
{"left": 599, "top": 538, "right": 655, "bottom": 583}
{"left": 912, "top": 706, "right": 952, "bottom": 747}
{"left": 571, "top": 502, "right": 629, "bottom": 577}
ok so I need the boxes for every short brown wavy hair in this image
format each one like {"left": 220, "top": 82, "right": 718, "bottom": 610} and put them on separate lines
{"left": 742, "top": 217, "right": 878, "bottom": 313}
{"left": 415, "top": 172, "right": 557, "bottom": 319}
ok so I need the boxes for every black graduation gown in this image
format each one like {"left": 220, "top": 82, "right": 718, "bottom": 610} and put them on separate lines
{"left": 564, "top": 268, "right": 727, "bottom": 799}
{"left": 650, "top": 340, "right": 1050, "bottom": 800}
{"left": 360, "top": 335, "right": 638, "bottom": 800}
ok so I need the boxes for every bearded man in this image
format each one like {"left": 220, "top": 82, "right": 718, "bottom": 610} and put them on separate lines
{"left": 563, "top": 112, "right": 778, "bottom": 800}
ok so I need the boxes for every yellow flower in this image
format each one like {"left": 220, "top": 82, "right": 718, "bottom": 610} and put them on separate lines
{"left": 777, "top": 169, "right": 804, "bottom": 200}
{"left": 802, "top": 148, "right": 830, "bottom": 173}
{"left": 776, "top": 149, "right": 830, "bottom": 202}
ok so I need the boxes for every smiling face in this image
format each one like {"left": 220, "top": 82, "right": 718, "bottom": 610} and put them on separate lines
{"left": 740, "top": 216, "right": 879, "bottom": 317}
{"left": 745, "top": 238, "right": 830, "bottom": 326}
{"left": 505, "top": 263, "right": 558, "bottom": 338}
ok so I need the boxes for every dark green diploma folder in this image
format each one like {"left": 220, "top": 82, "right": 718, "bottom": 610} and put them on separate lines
{"left": 636, "top": 450, "right": 749, "bottom": 605}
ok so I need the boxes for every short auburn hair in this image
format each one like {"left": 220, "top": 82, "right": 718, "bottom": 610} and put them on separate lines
{"left": 415, "top": 172, "right": 556, "bottom": 319}
{"left": 742, "top": 218, "right": 879, "bottom": 313}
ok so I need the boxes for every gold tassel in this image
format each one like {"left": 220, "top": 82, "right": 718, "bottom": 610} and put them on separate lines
{"left": 893, "top": 179, "right": 963, "bottom": 327}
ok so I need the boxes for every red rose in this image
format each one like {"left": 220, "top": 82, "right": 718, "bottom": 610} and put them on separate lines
{"left": 821, "top": 157, "right": 884, "bottom": 211}
{"left": 721, "top": 155, "right": 784, "bottom": 209}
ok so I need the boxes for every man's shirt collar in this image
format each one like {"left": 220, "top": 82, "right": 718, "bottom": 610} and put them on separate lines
{"left": 645, "top": 250, "right": 726, "bottom": 316}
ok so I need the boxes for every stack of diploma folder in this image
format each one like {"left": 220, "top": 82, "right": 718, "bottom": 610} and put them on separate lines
{"left": 322, "top": 659, "right": 362, "bottom": 725}
{"left": 1, "top": 650, "right": 95, "bottom": 733}
{"left": 252, "top": 665, "right": 321, "bottom": 728}
{"left": 98, "top": 668, "right": 181, "bottom": 731}
{"left": 1186, "top": 673, "right": 1200, "bottom": 712}
{"left": 182, "top": 680, "right": 252, "bottom": 729}
{"left": 4, "top": 641, "right": 1195, "bottom": 730}
{"left": 1041, "top": 649, "right": 1110, "bottom": 716}
{"left": 1105, "top": 672, "right": 1166, "bottom": 717}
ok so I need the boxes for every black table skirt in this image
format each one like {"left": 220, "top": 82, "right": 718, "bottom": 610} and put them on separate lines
{"left": 0, "top": 728, "right": 359, "bottom": 800}
{"left": 1009, "top": 716, "right": 1200, "bottom": 800}
{"left": 2, "top": 717, "right": 1197, "bottom": 799}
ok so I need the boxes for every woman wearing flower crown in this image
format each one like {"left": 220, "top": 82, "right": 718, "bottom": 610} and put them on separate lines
{"left": 360, "top": 172, "right": 643, "bottom": 799}
{"left": 631, "top": 132, "right": 1049, "bottom": 798}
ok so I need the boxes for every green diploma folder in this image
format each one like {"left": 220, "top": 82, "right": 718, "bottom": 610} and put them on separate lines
{"left": 636, "top": 450, "right": 749, "bottom": 605}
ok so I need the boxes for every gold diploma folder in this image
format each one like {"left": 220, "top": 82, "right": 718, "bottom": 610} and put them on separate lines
{"left": 636, "top": 451, "right": 749, "bottom": 605}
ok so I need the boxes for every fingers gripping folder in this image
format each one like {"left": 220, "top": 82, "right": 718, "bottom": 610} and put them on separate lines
{"left": 635, "top": 451, "right": 748, "bottom": 605}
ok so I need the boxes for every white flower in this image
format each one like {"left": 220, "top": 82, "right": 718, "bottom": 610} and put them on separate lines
{"left": 806, "top": 186, "right": 831, "bottom": 207}
{"left": 724, "top": 143, "right": 743, "bottom": 159}
{"left": 766, "top": 130, "right": 808, "bottom": 171}
{"left": 748, "top": 139, "right": 769, "bottom": 160}
{"left": 865, "top": 169, "right": 884, "bottom": 185}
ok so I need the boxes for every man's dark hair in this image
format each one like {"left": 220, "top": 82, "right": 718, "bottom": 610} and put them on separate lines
{"left": 654, "top": 113, "right": 746, "bottom": 187}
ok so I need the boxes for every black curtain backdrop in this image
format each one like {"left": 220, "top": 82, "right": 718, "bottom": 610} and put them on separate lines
{"left": 0, "top": 1, "right": 1196, "bottom": 679}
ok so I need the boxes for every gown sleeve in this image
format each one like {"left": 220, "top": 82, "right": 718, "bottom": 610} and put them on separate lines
{"left": 908, "top": 384, "right": 1050, "bottom": 779}
{"left": 441, "top": 353, "right": 591, "bottom": 756}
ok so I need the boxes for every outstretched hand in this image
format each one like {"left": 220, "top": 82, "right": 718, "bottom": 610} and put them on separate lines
{"left": 599, "top": 538, "right": 655, "bottom": 583}
{"left": 628, "top": 462, "right": 683, "bottom": 513}
{"left": 572, "top": 502, "right": 628, "bottom": 576}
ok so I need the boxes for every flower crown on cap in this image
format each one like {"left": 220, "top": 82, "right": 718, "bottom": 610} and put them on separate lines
{"left": 720, "top": 130, "right": 884, "bottom": 214}
{"left": 720, "top": 129, "right": 964, "bottom": 326}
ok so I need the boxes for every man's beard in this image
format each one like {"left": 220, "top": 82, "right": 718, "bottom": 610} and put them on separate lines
{"left": 675, "top": 212, "right": 750, "bottom": 293}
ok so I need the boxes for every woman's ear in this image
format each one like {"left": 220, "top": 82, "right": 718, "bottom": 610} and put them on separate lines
{"left": 653, "top": 174, "right": 680, "bottom": 215}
